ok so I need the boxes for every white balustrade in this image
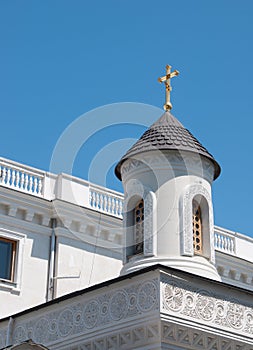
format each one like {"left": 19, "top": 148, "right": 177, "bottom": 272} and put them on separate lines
{"left": 214, "top": 231, "right": 235, "bottom": 254}
{"left": 0, "top": 159, "right": 44, "bottom": 196}
{"left": 89, "top": 186, "right": 123, "bottom": 218}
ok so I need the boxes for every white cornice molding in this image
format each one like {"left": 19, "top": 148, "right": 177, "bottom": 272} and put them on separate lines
{"left": 121, "top": 150, "right": 215, "bottom": 183}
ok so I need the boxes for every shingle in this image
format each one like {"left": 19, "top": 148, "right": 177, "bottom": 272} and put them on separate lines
{"left": 115, "top": 112, "right": 221, "bottom": 180}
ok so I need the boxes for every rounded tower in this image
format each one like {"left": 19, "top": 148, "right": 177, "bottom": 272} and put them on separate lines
{"left": 115, "top": 67, "right": 221, "bottom": 281}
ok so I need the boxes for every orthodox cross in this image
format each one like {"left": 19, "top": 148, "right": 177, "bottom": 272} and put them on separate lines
{"left": 158, "top": 65, "right": 179, "bottom": 111}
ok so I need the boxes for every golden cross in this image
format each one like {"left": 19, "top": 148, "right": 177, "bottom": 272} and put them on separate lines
{"left": 158, "top": 65, "right": 179, "bottom": 111}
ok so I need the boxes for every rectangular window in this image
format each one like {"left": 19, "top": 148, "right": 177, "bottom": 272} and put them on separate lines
{"left": 0, "top": 238, "right": 17, "bottom": 281}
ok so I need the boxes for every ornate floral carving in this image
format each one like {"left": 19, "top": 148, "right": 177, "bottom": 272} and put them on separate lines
{"left": 227, "top": 302, "right": 244, "bottom": 329}
{"left": 34, "top": 318, "right": 49, "bottom": 343}
{"left": 49, "top": 319, "right": 58, "bottom": 333}
{"left": 109, "top": 290, "right": 128, "bottom": 321}
{"left": 163, "top": 282, "right": 184, "bottom": 311}
{"left": 13, "top": 326, "right": 27, "bottom": 344}
{"left": 100, "top": 302, "right": 109, "bottom": 316}
{"left": 137, "top": 281, "right": 158, "bottom": 312}
{"left": 245, "top": 309, "right": 253, "bottom": 333}
{"left": 195, "top": 292, "right": 215, "bottom": 321}
{"left": 162, "top": 275, "right": 253, "bottom": 337}
{"left": 83, "top": 300, "right": 99, "bottom": 328}
{"left": 8, "top": 278, "right": 158, "bottom": 346}
{"left": 58, "top": 309, "right": 74, "bottom": 337}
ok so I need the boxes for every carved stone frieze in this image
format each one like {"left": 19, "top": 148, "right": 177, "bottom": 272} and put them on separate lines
{"left": 162, "top": 321, "right": 253, "bottom": 350}
{"left": 6, "top": 279, "right": 159, "bottom": 346}
{"left": 70, "top": 322, "right": 160, "bottom": 350}
{"left": 161, "top": 275, "right": 253, "bottom": 337}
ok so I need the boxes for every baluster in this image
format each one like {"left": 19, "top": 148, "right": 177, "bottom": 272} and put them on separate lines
{"left": 119, "top": 200, "right": 123, "bottom": 217}
{"left": 230, "top": 239, "right": 234, "bottom": 253}
{"left": 96, "top": 193, "right": 100, "bottom": 209}
{"left": 38, "top": 178, "right": 42, "bottom": 195}
{"left": 224, "top": 237, "right": 228, "bottom": 251}
{"left": 89, "top": 190, "right": 92, "bottom": 206}
{"left": 16, "top": 171, "right": 20, "bottom": 189}
{"left": 11, "top": 170, "right": 16, "bottom": 187}
{"left": 115, "top": 198, "right": 119, "bottom": 216}
{"left": 91, "top": 192, "right": 95, "bottom": 207}
{"left": 220, "top": 235, "right": 224, "bottom": 250}
{"left": 34, "top": 178, "right": 38, "bottom": 193}
{"left": 20, "top": 172, "right": 25, "bottom": 190}
{"left": 6, "top": 168, "right": 11, "bottom": 186}
{"left": 108, "top": 196, "right": 112, "bottom": 213}
{"left": 214, "top": 234, "right": 217, "bottom": 249}
{"left": 111, "top": 198, "right": 115, "bottom": 215}
{"left": 99, "top": 193, "right": 104, "bottom": 211}
{"left": 2, "top": 167, "right": 7, "bottom": 185}
{"left": 29, "top": 176, "right": 33, "bottom": 193}
{"left": 24, "top": 174, "right": 29, "bottom": 191}
{"left": 217, "top": 235, "right": 221, "bottom": 250}
{"left": 104, "top": 195, "right": 108, "bottom": 213}
{"left": 226, "top": 237, "right": 231, "bottom": 252}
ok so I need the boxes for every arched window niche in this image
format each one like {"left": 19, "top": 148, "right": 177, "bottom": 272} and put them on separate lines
{"left": 125, "top": 195, "right": 144, "bottom": 259}
{"left": 123, "top": 180, "right": 157, "bottom": 263}
{"left": 180, "top": 184, "right": 215, "bottom": 264}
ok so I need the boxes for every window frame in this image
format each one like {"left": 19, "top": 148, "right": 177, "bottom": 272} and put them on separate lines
{"left": 0, "top": 229, "right": 25, "bottom": 292}
{"left": 0, "top": 237, "right": 17, "bottom": 282}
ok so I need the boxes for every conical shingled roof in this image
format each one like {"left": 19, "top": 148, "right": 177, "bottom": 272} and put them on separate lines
{"left": 115, "top": 111, "right": 221, "bottom": 180}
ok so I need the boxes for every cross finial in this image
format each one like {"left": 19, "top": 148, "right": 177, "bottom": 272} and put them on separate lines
{"left": 158, "top": 65, "right": 179, "bottom": 111}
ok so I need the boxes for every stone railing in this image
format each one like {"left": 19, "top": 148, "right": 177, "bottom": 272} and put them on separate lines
{"left": 89, "top": 184, "right": 123, "bottom": 218}
{"left": 214, "top": 226, "right": 253, "bottom": 263}
{"left": 0, "top": 158, "right": 45, "bottom": 197}
{"left": 214, "top": 229, "right": 235, "bottom": 254}
{"left": 1, "top": 158, "right": 253, "bottom": 260}
{"left": 0, "top": 157, "right": 124, "bottom": 218}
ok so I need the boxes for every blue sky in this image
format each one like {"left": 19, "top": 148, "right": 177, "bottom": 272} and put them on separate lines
{"left": 0, "top": 1, "right": 253, "bottom": 237}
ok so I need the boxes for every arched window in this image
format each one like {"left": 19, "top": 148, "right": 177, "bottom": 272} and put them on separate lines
{"left": 134, "top": 199, "right": 144, "bottom": 254}
{"left": 181, "top": 185, "right": 215, "bottom": 263}
{"left": 192, "top": 199, "right": 203, "bottom": 254}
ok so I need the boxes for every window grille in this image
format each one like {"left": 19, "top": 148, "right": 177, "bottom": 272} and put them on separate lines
{"left": 192, "top": 200, "right": 203, "bottom": 254}
{"left": 134, "top": 199, "right": 144, "bottom": 254}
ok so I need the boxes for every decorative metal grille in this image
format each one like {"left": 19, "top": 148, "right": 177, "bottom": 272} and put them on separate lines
{"left": 134, "top": 199, "right": 144, "bottom": 254}
{"left": 192, "top": 200, "right": 203, "bottom": 254}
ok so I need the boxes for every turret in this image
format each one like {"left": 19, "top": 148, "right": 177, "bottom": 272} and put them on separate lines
{"left": 115, "top": 66, "right": 221, "bottom": 280}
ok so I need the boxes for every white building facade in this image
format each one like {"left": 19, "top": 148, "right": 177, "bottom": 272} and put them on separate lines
{"left": 0, "top": 106, "right": 253, "bottom": 349}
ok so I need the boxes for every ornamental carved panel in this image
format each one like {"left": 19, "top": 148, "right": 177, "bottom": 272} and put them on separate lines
{"left": 6, "top": 279, "right": 159, "bottom": 347}
{"left": 161, "top": 275, "right": 253, "bottom": 337}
